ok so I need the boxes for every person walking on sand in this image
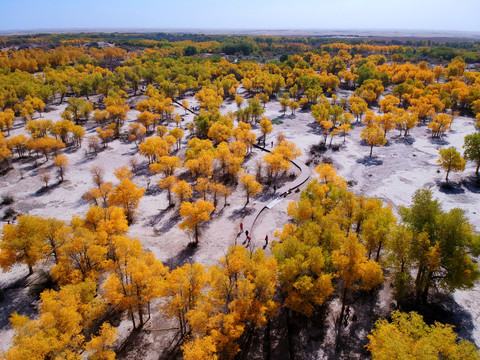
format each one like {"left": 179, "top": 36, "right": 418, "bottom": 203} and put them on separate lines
{"left": 245, "top": 230, "right": 249, "bottom": 238}
{"left": 271, "top": 141, "right": 274, "bottom": 148}
{"left": 247, "top": 236, "right": 251, "bottom": 247}
{"left": 240, "top": 222, "right": 243, "bottom": 233}
{"left": 265, "top": 235, "right": 268, "bottom": 246}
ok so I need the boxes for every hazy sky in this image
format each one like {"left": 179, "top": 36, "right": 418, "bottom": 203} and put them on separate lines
{"left": 2, "top": 0, "right": 480, "bottom": 32}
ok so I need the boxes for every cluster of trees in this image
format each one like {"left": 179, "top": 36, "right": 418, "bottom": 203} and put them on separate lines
{"left": 274, "top": 164, "right": 479, "bottom": 355}
{"left": 140, "top": 123, "right": 298, "bottom": 242}
{"left": 1, "top": 36, "right": 480, "bottom": 358}
{"left": 436, "top": 131, "right": 480, "bottom": 181}
{"left": 2, "top": 37, "right": 479, "bottom": 169}
{"left": 0, "top": 183, "right": 276, "bottom": 359}
{"left": 1, "top": 164, "right": 478, "bottom": 358}
{"left": 4, "top": 32, "right": 479, "bottom": 62}
{"left": 291, "top": 53, "right": 480, "bottom": 161}
{"left": 0, "top": 45, "right": 128, "bottom": 72}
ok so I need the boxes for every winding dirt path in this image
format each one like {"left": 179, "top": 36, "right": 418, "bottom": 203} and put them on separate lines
{"left": 241, "top": 144, "right": 311, "bottom": 239}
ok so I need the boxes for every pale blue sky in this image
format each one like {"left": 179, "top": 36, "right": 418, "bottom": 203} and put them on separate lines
{"left": 2, "top": 0, "right": 479, "bottom": 32}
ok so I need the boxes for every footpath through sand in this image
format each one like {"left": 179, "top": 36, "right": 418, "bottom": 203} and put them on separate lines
{"left": 241, "top": 143, "right": 311, "bottom": 243}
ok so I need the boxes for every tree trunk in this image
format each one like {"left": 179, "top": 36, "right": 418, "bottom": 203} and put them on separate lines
{"left": 51, "top": 243, "right": 58, "bottom": 264}
{"left": 28, "top": 264, "right": 33, "bottom": 275}
{"left": 129, "top": 307, "right": 137, "bottom": 329}
{"left": 415, "top": 267, "right": 425, "bottom": 302}
{"left": 369, "top": 145, "right": 373, "bottom": 157}
{"left": 421, "top": 282, "right": 430, "bottom": 304}
{"left": 446, "top": 169, "right": 450, "bottom": 182}
{"left": 336, "top": 286, "right": 348, "bottom": 349}
{"left": 375, "top": 241, "right": 382, "bottom": 263}
{"left": 138, "top": 306, "right": 144, "bottom": 327}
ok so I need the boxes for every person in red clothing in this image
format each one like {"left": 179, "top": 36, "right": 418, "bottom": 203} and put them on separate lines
{"left": 265, "top": 235, "right": 268, "bottom": 246}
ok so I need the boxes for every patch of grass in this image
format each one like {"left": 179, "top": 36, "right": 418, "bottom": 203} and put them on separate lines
{"left": 271, "top": 119, "right": 283, "bottom": 125}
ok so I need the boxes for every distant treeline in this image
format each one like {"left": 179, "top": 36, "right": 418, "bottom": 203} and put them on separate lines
{"left": 1, "top": 32, "right": 479, "bottom": 62}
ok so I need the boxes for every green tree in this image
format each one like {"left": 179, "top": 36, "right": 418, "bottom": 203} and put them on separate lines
{"left": 272, "top": 231, "right": 335, "bottom": 315}
{"left": 385, "top": 225, "right": 414, "bottom": 302}
{"left": 437, "top": 147, "right": 466, "bottom": 182}
{"left": 399, "top": 189, "right": 480, "bottom": 303}
{"left": 184, "top": 45, "right": 198, "bottom": 56}
{"left": 464, "top": 133, "right": 480, "bottom": 175}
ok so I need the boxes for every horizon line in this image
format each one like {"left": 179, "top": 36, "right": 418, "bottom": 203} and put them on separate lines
{"left": 1, "top": 27, "right": 480, "bottom": 38}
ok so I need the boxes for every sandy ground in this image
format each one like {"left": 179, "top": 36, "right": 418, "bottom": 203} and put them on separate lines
{"left": 0, "top": 87, "right": 479, "bottom": 355}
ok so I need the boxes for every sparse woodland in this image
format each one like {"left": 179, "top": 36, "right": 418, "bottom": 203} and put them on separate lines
{"left": 0, "top": 34, "right": 480, "bottom": 359}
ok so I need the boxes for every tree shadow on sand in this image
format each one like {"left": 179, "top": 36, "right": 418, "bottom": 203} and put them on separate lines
{"left": 393, "top": 135, "right": 416, "bottom": 145}
{"left": 32, "top": 181, "right": 64, "bottom": 197}
{"left": 228, "top": 206, "right": 254, "bottom": 221}
{"left": 132, "top": 162, "right": 152, "bottom": 177}
{"left": 121, "top": 147, "right": 139, "bottom": 157}
{"left": 63, "top": 146, "right": 81, "bottom": 155}
{"left": 154, "top": 212, "right": 181, "bottom": 235}
{"left": 330, "top": 287, "right": 384, "bottom": 360}
{"left": 401, "top": 292, "right": 476, "bottom": 344}
{"left": 437, "top": 181, "right": 465, "bottom": 195}
{"left": 428, "top": 137, "right": 449, "bottom": 146}
{"left": 0, "top": 270, "right": 53, "bottom": 329}
{"left": 146, "top": 206, "right": 173, "bottom": 226}
{"left": 164, "top": 245, "right": 198, "bottom": 269}
{"left": 287, "top": 302, "right": 332, "bottom": 360}
{"left": 462, "top": 175, "right": 480, "bottom": 194}
{"left": 356, "top": 156, "right": 383, "bottom": 166}
{"left": 306, "top": 122, "right": 323, "bottom": 136}
{"left": 76, "top": 150, "right": 108, "bottom": 165}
